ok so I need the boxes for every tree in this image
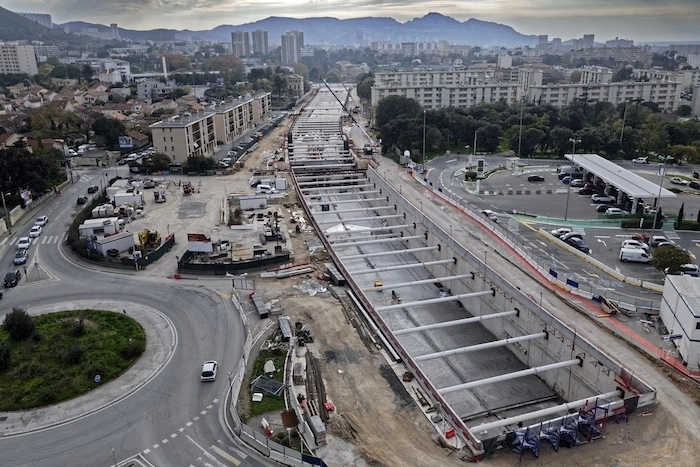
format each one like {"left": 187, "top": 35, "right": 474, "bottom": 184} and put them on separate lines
{"left": 651, "top": 245, "right": 691, "bottom": 274}
{"left": 0, "top": 341, "right": 10, "bottom": 372}
{"left": 356, "top": 76, "right": 374, "bottom": 102}
{"left": 374, "top": 96, "right": 422, "bottom": 129}
{"left": 272, "top": 74, "right": 287, "bottom": 99}
{"left": 676, "top": 105, "right": 692, "bottom": 118}
{"left": 92, "top": 115, "right": 125, "bottom": 149}
{"left": 183, "top": 155, "right": 217, "bottom": 173}
{"left": 2, "top": 308, "right": 35, "bottom": 341}
{"left": 142, "top": 153, "right": 172, "bottom": 172}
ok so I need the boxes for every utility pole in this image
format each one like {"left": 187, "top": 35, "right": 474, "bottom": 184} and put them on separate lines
{"left": 422, "top": 110, "right": 426, "bottom": 171}
{"left": 0, "top": 190, "right": 11, "bottom": 234}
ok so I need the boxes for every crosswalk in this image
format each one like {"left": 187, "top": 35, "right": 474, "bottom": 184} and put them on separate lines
{"left": 1, "top": 235, "right": 67, "bottom": 247}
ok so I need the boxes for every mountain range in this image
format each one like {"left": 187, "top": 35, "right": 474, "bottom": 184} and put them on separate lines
{"left": 59, "top": 12, "right": 537, "bottom": 48}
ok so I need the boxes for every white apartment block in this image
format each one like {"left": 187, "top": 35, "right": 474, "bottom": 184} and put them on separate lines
{"left": 66, "top": 57, "right": 132, "bottom": 82}
{"left": 633, "top": 68, "right": 700, "bottom": 90}
{"left": 570, "top": 47, "right": 653, "bottom": 67}
{"left": 371, "top": 41, "right": 452, "bottom": 56}
{"left": 0, "top": 42, "right": 38, "bottom": 75}
{"left": 150, "top": 93, "right": 271, "bottom": 162}
{"left": 371, "top": 69, "right": 681, "bottom": 113}
{"left": 578, "top": 66, "right": 613, "bottom": 85}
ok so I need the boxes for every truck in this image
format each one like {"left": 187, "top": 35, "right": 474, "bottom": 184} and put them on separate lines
{"left": 113, "top": 190, "right": 145, "bottom": 208}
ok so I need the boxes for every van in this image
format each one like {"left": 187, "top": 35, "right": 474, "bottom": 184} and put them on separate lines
{"left": 256, "top": 184, "right": 277, "bottom": 194}
{"left": 557, "top": 165, "right": 583, "bottom": 179}
{"left": 619, "top": 248, "right": 652, "bottom": 263}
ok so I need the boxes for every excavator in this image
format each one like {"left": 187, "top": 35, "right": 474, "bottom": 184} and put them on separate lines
{"left": 138, "top": 229, "right": 162, "bottom": 251}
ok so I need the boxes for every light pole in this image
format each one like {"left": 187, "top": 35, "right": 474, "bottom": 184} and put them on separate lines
{"left": 517, "top": 98, "right": 524, "bottom": 158}
{"left": 563, "top": 137, "right": 581, "bottom": 221}
{"left": 649, "top": 164, "right": 665, "bottom": 240}
{"left": 620, "top": 101, "right": 629, "bottom": 144}
{"left": 0, "top": 190, "right": 11, "bottom": 234}
{"left": 473, "top": 128, "right": 478, "bottom": 156}
{"left": 422, "top": 110, "right": 426, "bottom": 170}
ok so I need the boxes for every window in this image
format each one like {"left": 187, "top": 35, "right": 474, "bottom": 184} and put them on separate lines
{"left": 696, "top": 322, "right": 700, "bottom": 330}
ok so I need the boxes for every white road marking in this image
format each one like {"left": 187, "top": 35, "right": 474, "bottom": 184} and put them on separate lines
{"left": 200, "top": 410, "right": 207, "bottom": 415}
{"left": 193, "top": 416, "right": 199, "bottom": 421}
{"left": 207, "top": 405, "right": 213, "bottom": 409}
{"left": 171, "top": 433, "right": 177, "bottom": 438}
{"left": 143, "top": 449, "right": 151, "bottom": 454}
{"left": 153, "top": 444, "right": 159, "bottom": 449}
{"left": 211, "top": 445, "right": 241, "bottom": 466}
{"left": 186, "top": 436, "right": 226, "bottom": 467}
{"left": 0, "top": 238, "right": 7, "bottom": 246}
{"left": 179, "top": 427, "right": 185, "bottom": 432}
{"left": 213, "top": 398, "right": 219, "bottom": 403}
{"left": 186, "top": 421, "right": 193, "bottom": 426}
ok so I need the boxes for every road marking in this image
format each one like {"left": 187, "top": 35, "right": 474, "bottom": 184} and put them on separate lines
{"left": 582, "top": 269, "right": 600, "bottom": 278}
{"left": 207, "top": 405, "right": 213, "bottom": 409}
{"left": 143, "top": 449, "right": 151, "bottom": 454}
{"left": 179, "top": 427, "right": 185, "bottom": 432}
{"left": 162, "top": 439, "right": 168, "bottom": 444}
{"left": 193, "top": 416, "right": 199, "bottom": 421}
{"left": 171, "top": 433, "right": 177, "bottom": 438}
{"left": 187, "top": 436, "right": 226, "bottom": 467}
{"left": 213, "top": 398, "right": 219, "bottom": 403}
{"left": 597, "top": 239, "right": 607, "bottom": 246}
{"left": 200, "top": 410, "right": 207, "bottom": 415}
{"left": 186, "top": 421, "right": 193, "bottom": 426}
{"left": 211, "top": 445, "right": 241, "bottom": 466}
{"left": 595, "top": 235, "right": 611, "bottom": 238}
{"left": 0, "top": 238, "right": 7, "bottom": 246}
{"left": 153, "top": 444, "right": 159, "bottom": 449}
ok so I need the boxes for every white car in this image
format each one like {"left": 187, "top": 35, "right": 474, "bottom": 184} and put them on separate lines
{"left": 591, "top": 194, "right": 616, "bottom": 203}
{"left": 17, "top": 237, "right": 31, "bottom": 249}
{"left": 606, "top": 207, "right": 629, "bottom": 216}
{"left": 550, "top": 227, "right": 573, "bottom": 238}
{"left": 29, "top": 225, "right": 42, "bottom": 238}
{"left": 622, "top": 239, "right": 650, "bottom": 251}
{"left": 632, "top": 157, "right": 649, "bottom": 164}
{"left": 201, "top": 361, "right": 218, "bottom": 382}
{"left": 482, "top": 209, "right": 498, "bottom": 222}
{"left": 35, "top": 215, "right": 49, "bottom": 226}
{"left": 670, "top": 177, "right": 688, "bottom": 185}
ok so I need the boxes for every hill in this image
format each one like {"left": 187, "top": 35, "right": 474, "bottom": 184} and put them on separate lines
{"left": 0, "top": 7, "right": 76, "bottom": 44}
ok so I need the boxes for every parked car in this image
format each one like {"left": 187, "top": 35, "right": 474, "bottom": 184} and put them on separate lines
{"left": 632, "top": 157, "right": 649, "bottom": 164}
{"left": 482, "top": 209, "right": 498, "bottom": 222}
{"left": 550, "top": 227, "right": 573, "bottom": 238}
{"left": 29, "top": 225, "right": 42, "bottom": 238}
{"left": 77, "top": 196, "right": 88, "bottom": 205}
{"left": 621, "top": 239, "right": 650, "bottom": 251}
{"left": 578, "top": 187, "right": 597, "bottom": 196}
{"left": 606, "top": 207, "right": 629, "bottom": 216}
{"left": 619, "top": 248, "right": 652, "bottom": 263}
{"left": 17, "top": 237, "right": 31, "bottom": 249}
{"left": 689, "top": 181, "right": 700, "bottom": 190}
{"left": 87, "top": 185, "right": 99, "bottom": 193}
{"left": 595, "top": 204, "right": 610, "bottom": 213}
{"left": 669, "top": 177, "right": 687, "bottom": 185}
{"left": 560, "top": 232, "right": 584, "bottom": 242}
{"left": 13, "top": 249, "right": 28, "bottom": 265}
{"left": 650, "top": 236, "right": 671, "bottom": 248}
{"left": 591, "top": 194, "right": 616, "bottom": 204}
{"left": 34, "top": 215, "right": 49, "bottom": 226}
{"left": 4, "top": 269, "right": 21, "bottom": 287}
{"left": 565, "top": 237, "right": 591, "bottom": 254}
{"left": 561, "top": 176, "right": 572, "bottom": 184}
{"left": 665, "top": 264, "right": 700, "bottom": 277}
{"left": 570, "top": 179, "right": 585, "bottom": 187}
{"left": 201, "top": 361, "right": 218, "bottom": 382}
{"left": 527, "top": 175, "right": 545, "bottom": 182}
{"left": 583, "top": 182, "right": 597, "bottom": 190}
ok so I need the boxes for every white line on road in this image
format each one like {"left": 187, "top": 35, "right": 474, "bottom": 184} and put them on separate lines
{"left": 211, "top": 445, "right": 241, "bottom": 466}
{"left": 142, "top": 448, "right": 150, "bottom": 454}
{"left": 186, "top": 435, "right": 227, "bottom": 467}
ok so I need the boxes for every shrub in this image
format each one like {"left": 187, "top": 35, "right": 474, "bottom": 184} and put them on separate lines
{"left": 2, "top": 308, "right": 36, "bottom": 341}
{"left": 0, "top": 342, "right": 11, "bottom": 372}
{"left": 120, "top": 339, "right": 145, "bottom": 360}
{"left": 63, "top": 344, "right": 84, "bottom": 365}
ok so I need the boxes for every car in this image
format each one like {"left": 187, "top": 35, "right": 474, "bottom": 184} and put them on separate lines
{"left": 560, "top": 232, "right": 584, "bottom": 242}
{"left": 118, "top": 158, "right": 129, "bottom": 165}
{"left": 606, "top": 207, "right": 629, "bottom": 216}
{"left": 665, "top": 264, "right": 700, "bottom": 277}
{"left": 632, "top": 157, "right": 649, "bottom": 164}
{"left": 595, "top": 204, "right": 610, "bottom": 213}
{"left": 689, "top": 181, "right": 700, "bottom": 190}
{"left": 654, "top": 241, "right": 676, "bottom": 249}
{"left": 482, "top": 209, "right": 498, "bottom": 222}
{"left": 565, "top": 237, "right": 591, "bottom": 254}
{"left": 77, "top": 196, "right": 88, "bottom": 205}
{"left": 583, "top": 182, "right": 597, "bottom": 190}
{"left": 622, "top": 239, "right": 650, "bottom": 251}
{"left": 591, "top": 194, "right": 616, "bottom": 204}
{"left": 570, "top": 179, "right": 585, "bottom": 187}
{"left": 13, "top": 249, "right": 28, "bottom": 265}
{"left": 670, "top": 177, "right": 688, "bottom": 185}
{"left": 34, "top": 215, "right": 49, "bottom": 226}
{"left": 650, "top": 236, "right": 671, "bottom": 248}
{"left": 550, "top": 227, "right": 573, "bottom": 238}
{"left": 87, "top": 185, "right": 99, "bottom": 193}
{"left": 17, "top": 237, "right": 31, "bottom": 249}
{"left": 29, "top": 225, "right": 42, "bottom": 238}
{"left": 4, "top": 269, "right": 21, "bottom": 287}
{"left": 578, "top": 187, "right": 597, "bottom": 196}
{"left": 561, "top": 176, "right": 571, "bottom": 184}
{"left": 527, "top": 175, "right": 545, "bottom": 182}
{"left": 201, "top": 361, "right": 218, "bottom": 382}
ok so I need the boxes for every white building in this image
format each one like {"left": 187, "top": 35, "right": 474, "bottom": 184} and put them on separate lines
{"left": 659, "top": 275, "right": 700, "bottom": 371}
{"left": 281, "top": 31, "right": 304, "bottom": 65}
{"left": 0, "top": 42, "right": 38, "bottom": 75}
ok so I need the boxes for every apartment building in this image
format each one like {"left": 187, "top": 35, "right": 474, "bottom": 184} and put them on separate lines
{"left": 0, "top": 42, "right": 38, "bottom": 75}
{"left": 252, "top": 30, "right": 269, "bottom": 55}
{"left": 281, "top": 31, "right": 304, "bottom": 65}
{"left": 633, "top": 68, "right": 700, "bottom": 89}
{"left": 231, "top": 31, "right": 250, "bottom": 58}
{"left": 578, "top": 66, "right": 613, "bottom": 85}
{"left": 150, "top": 93, "right": 271, "bottom": 161}
{"left": 570, "top": 46, "right": 653, "bottom": 67}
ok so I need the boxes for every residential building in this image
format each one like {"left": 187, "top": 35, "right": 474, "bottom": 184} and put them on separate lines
{"left": 66, "top": 58, "right": 132, "bottom": 83}
{"left": 33, "top": 44, "right": 60, "bottom": 58}
{"left": 287, "top": 74, "right": 304, "bottom": 98}
{"left": 606, "top": 37, "right": 634, "bottom": 47}
{"left": 569, "top": 46, "right": 653, "bottom": 67}
{"left": 659, "top": 276, "right": 700, "bottom": 371}
{"left": 0, "top": 42, "right": 38, "bottom": 75}
{"left": 231, "top": 31, "right": 251, "bottom": 58}
{"left": 15, "top": 12, "right": 52, "bottom": 28}
{"left": 252, "top": 30, "right": 269, "bottom": 55}
{"left": 137, "top": 79, "right": 177, "bottom": 102}
{"left": 578, "top": 66, "right": 613, "bottom": 85}
{"left": 281, "top": 31, "right": 304, "bottom": 65}
{"left": 150, "top": 92, "right": 271, "bottom": 161}
{"left": 110, "top": 24, "right": 120, "bottom": 41}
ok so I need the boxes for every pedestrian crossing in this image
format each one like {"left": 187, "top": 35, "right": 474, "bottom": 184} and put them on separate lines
{"left": 1, "top": 235, "right": 67, "bottom": 247}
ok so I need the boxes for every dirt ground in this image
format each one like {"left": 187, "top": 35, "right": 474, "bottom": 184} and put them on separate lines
{"left": 237, "top": 115, "right": 700, "bottom": 467}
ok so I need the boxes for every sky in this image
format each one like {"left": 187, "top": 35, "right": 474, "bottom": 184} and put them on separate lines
{"left": 6, "top": 0, "right": 700, "bottom": 43}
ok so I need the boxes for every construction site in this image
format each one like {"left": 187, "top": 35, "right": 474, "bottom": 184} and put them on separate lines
{"left": 261, "top": 83, "right": 662, "bottom": 461}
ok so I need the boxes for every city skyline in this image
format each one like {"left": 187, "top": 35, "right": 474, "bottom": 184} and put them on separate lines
{"left": 5, "top": 0, "right": 700, "bottom": 43}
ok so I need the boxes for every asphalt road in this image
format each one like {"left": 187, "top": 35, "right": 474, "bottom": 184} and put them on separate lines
{"left": 0, "top": 172, "right": 257, "bottom": 466}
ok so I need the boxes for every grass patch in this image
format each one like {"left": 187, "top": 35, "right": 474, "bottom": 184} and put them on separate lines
{"left": 243, "top": 348, "right": 287, "bottom": 420}
{"left": 0, "top": 309, "right": 145, "bottom": 411}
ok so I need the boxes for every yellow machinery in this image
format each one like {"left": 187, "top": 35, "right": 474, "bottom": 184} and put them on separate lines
{"left": 138, "top": 229, "right": 162, "bottom": 251}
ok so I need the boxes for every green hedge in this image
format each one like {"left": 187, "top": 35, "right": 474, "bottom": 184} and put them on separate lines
{"left": 674, "top": 220, "right": 700, "bottom": 231}
{"left": 621, "top": 218, "right": 663, "bottom": 229}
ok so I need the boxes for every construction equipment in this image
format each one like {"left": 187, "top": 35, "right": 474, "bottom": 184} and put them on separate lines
{"left": 182, "top": 181, "right": 193, "bottom": 195}
{"left": 137, "top": 229, "right": 162, "bottom": 251}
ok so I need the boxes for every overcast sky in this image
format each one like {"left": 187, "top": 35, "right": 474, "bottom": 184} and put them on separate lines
{"left": 6, "top": 0, "right": 700, "bottom": 42}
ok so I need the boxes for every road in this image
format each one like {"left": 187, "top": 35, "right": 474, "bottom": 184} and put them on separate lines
{"left": 0, "top": 171, "right": 259, "bottom": 467}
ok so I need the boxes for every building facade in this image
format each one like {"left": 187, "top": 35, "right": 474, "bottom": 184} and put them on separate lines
{"left": 15, "top": 12, "right": 52, "bottom": 28}
{"left": 659, "top": 276, "right": 700, "bottom": 371}
{"left": 150, "top": 93, "right": 271, "bottom": 161}
{"left": 231, "top": 31, "right": 251, "bottom": 58}
{"left": 252, "top": 30, "right": 269, "bottom": 55}
{"left": 0, "top": 42, "right": 38, "bottom": 75}
{"left": 281, "top": 31, "right": 304, "bottom": 65}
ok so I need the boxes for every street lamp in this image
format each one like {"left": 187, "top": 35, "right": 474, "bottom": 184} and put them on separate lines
{"left": 517, "top": 98, "right": 525, "bottom": 158}
{"left": 422, "top": 110, "right": 426, "bottom": 170}
{"left": 563, "top": 137, "right": 581, "bottom": 221}
{"left": 0, "top": 190, "right": 11, "bottom": 234}
{"left": 649, "top": 163, "right": 665, "bottom": 240}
